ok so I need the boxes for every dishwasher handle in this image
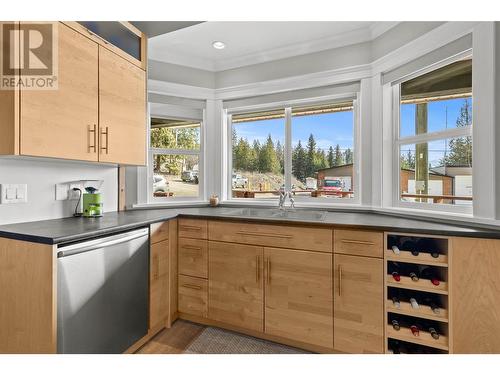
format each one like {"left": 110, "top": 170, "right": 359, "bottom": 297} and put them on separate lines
{"left": 57, "top": 228, "right": 149, "bottom": 258}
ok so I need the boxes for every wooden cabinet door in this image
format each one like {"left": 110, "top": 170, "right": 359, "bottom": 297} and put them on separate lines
{"left": 149, "top": 240, "right": 169, "bottom": 329}
{"left": 264, "top": 247, "right": 333, "bottom": 348}
{"left": 20, "top": 22, "right": 99, "bottom": 161}
{"left": 334, "top": 254, "right": 384, "bottom": 353}
{"left": 98, "top": 46, "right": 146, "bottom": 165}
{"left": 208, "top": 241, "right": 263, "bottom": 332}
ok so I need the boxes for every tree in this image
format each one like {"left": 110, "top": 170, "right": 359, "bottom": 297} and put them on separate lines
{"left": 275, "top": 140, "right": 285, "bottom": 174}
{"left": 333, "top": 144, "right": 343, "bottom": 166}
{"left": 327, "top": 146, "right": 334, "bottom": 167}
{"left": 305, "top": 134, "right": 317, "bottom": 178}
{"left": 443, "top": 99, "right": 472, "bottom": 167}
{"left": 315, "top": 149, "right": 328, "bottom": 170}
{"left": 258, "top": 135, "right": 280, "bottom": 173}
{"left": 343, "top": 148, "right": 353, "bottom": 164}
{"left": 292, "top": 140, "right": 307, "bottom": 182}
{"left": 251, "top": 140, "right": 261, "bottom": 171}
{"left": 400, "top": 149, "right": 415, "bottom": 169}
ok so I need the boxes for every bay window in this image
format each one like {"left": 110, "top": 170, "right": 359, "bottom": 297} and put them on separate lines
{"left": 394, "top": 57, "right": 473, "bottom": 209}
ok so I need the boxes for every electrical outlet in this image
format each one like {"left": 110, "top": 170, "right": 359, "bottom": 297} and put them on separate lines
{"left": 55, "top": 183, "right": 69, "bottom": 200}
{"left": 69, "top": 183, "right": 84, "bottom": 200}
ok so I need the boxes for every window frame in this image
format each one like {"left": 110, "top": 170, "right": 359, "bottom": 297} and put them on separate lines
{"left": 391, "top": 53, "right": 473, "bottom": 214}
{"left": 224, "top": 93, "right": 360, "bottom": 206}
{"left": 147, "top": 112, "right": 206, "bottom": 204}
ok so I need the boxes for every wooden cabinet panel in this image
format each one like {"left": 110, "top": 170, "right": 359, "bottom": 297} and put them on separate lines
{"left": 150, "top": 221, "right": 169, "bottom": 244}
{"left": 208, "top": 241, "right": 264, "bottom": 331}
{"left": 178, "top": 275, "right": 208, "bottom": 318}
{"left": 98, "top": 47, "right": 146, "bottom": 165}
{"left": 208, "top": 220, "right": 332, "bottom": 252}
{"left": 20, "top": 22, "right": 99, "bottom": 161}
{"left": 264, "top": 247, "right": 333, "bottom": 348}
{"left": 450, "top": 237, "right": 500, "bottom": 353}
{"left": 179, "top": 218, "right": 208, "bottom": 239}
{"left": 178, "top": 238, "right": 208, "bottom": 278}
{"left": 149, "top": 240, "right": 169, "bottom": 329}
{"left": 334, "top": 229, "right": 383, "bottom": 258}
{"left": 334, "top": 254, "right": 384, "bottom": 353}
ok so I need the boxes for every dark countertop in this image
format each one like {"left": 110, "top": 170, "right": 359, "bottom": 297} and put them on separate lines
{"left": 0, "top": 206, "right": 498, "bottom": 245}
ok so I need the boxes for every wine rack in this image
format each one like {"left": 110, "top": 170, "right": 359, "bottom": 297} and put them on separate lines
{"left": 384, "top": 233, "right": 450, "bottom": 354}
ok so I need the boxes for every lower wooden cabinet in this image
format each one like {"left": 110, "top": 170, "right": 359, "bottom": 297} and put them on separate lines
{"left": 264, "top": 247, "right": 333, "bottom": 348}
{"left": 178, "top": 275, "right": 208, "bottom": 318}
{"left": 333, "top": 254, "right": 384, "bottom": 353}
{"left": 208, "top": 241, "right": 264, "bottom": 331}
{"left": 149, "top": 240, "right": 170, "bottom": 329}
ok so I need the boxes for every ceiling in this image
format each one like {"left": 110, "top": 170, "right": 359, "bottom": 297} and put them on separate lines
{"left": 148, "top": 21, "right": 399, "bottom": 72}
{"left": 131, "top": 21, "right": 203, "bottom": 38}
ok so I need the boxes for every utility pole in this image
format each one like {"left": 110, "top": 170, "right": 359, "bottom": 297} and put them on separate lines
{"left": 415, "top": 103, "right": 428, "bottom": 202}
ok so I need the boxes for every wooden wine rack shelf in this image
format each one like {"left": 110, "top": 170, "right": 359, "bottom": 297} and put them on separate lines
{"left": 386, "top": 299, "right": 449, "bottom": 322}
{"left": 387, "top": 325, "right": 449, "bottom": 351}
{"left": 384, "top": 232, "right": 450, "bottom": 354}
{"left": 385, "top": 249, "right": 448, "bottom": 267}
{"left": 386, "top": 275, "right": 448, "bottom": 295}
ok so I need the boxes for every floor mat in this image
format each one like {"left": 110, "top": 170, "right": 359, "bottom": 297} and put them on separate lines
{"left": 184, "top": 326, "right": 311, "bottom": 354}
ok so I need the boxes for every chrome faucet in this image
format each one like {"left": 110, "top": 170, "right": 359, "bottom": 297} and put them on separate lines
{"left": 278, "top": 190, "right": 296, "bottom": 210}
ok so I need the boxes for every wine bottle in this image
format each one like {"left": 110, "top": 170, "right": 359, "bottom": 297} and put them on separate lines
{"left": 424, "top": 297, "right": 441, "bottom": 314}
{"left": 419, "top": 266, "right": 441, "bottom": 286}
{"left": 400, "top": 237, "right": 417, "bottom": 255}
{"left": 416, "top": 238, "right": 441, "bottom": 258}
{"left": 389, "top": 262, "right": 401, "bottom": 282}
{"left": 392, "top": 319, "right": 401, "bottom": 331}
{"left": 408, "top": 264, "right": 420, "bottom": 282}
{"left": 392, "top": 296, "right": 401, "bottom": 308}
{"left": 389, "top": 340, "right": 401, "bottom": 354}
{"left": 429, "top": 327, "right": 440, "bottom": 340}
{"left": 391, "top": 245, "right": 401, "bottom": 255}
{"left": 410, "top": 297, "right": 419, "bottom": 309}
{"left": 410, "top": 324, "right": 420, "bottom": 337}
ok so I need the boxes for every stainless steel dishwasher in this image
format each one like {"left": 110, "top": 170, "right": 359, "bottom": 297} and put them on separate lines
{"left": 57, "top": 228, "right": 149, "bottom": 354}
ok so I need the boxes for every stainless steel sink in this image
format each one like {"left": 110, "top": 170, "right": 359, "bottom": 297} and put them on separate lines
{"left": 219, "top": 208, "right": 326, "bottom": 221}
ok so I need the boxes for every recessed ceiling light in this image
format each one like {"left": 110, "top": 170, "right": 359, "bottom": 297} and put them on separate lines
{"left": 212, "top": 41, "right": 226, "bottom": 50}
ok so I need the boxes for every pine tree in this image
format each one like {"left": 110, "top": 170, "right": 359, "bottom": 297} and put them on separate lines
{"left": 443, "top": 99, "right": 472, "bottom": 167}
{"left": 315, "top": 149, "right": 328, "bottom": 170}
{"left": 292, "top": 141, "right": 307, "bottom": 182}
{"left": 251, "top": 140, "right": 261, "bottom": 171}
{"left": 275, "top": 140, "right": 285, "bottom": 174}
{"left": 327, "top": 146, "right": 334, "bottom": 167}
{"left": 400, "top": 149, "right": 415, "bottom": 169}
{"left": 343, "top": 148, "right": 353, "bottom": 164}
{"left": 333, "top": 144, "right": 343, "bottom": 166}
{"left": 258, "top": 134, "right": 280, "bottom": 173}
{"left": 306, "top": 134, "right": 316, "bottom": 178}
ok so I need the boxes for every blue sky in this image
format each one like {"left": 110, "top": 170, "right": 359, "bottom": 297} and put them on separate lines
{"left": 233, "top": 111, "right": 354, "bottom": 151}
{"left": 400, "top": 97, "right": 472, "bottom": 166}
{"left": 233, "top": 97, "right": 471, "bottom": 164}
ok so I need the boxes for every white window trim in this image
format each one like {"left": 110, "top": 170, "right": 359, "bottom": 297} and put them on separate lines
{"left": 146, "top": 110, "right": 207, "bottom": 205}
{"left": 390, "top": 53, "right": 473, "bottom": 215}
{"left": 223, "top": 93, "right": 361, "bottom": 207}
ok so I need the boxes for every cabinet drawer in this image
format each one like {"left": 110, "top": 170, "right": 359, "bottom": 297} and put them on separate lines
{"left": 208, "top": 221, "right": 332, "bottom": 253}
{"left": 178, "top": 275, "right": 208, "bottom": 318}
{"left": 178, "top": 218, "right": 208, "bottom": 239}
{"left": 334, "top": 229, "right": 383, "bottom": 258}
{"left": 150, "top": 221, "right": 169, "bottom": 244}
{"left": 178, "top": 238, "right": 208, "bottom": 278}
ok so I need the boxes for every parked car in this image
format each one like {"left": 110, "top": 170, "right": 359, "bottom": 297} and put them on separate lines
{"left": 181, "top": 170, "right": 199, "bottom": 184}
{"left": 153, "top": 174, "right": 169, "bottom": 193}
{"left": 322, "top": 178, "right": 343, "bottom": 194}
{"left": 232, "top": 174, "right": 248, "bottom": 188}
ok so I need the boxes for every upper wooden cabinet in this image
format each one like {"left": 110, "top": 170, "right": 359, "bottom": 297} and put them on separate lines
{"left": 98, "top": 47, "right": 146, "bottom": 165}
{"left": 0, "top": 21, "right": 147, "bottom": 166}
{"left": 334, "top": 254, "right": 384, "bottom": 353}
{"left": 264, "top": 247, "right": 333, "bottom": 348}
{"left": 20, "top": 22, "right": 99, "bottom": 161}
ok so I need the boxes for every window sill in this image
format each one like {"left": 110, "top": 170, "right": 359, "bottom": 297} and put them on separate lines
{"left": 133, "top": 201, "right": 209, "bottom": 209}
{"left": 221, "top": 198, "right": 363, "bottom": 210}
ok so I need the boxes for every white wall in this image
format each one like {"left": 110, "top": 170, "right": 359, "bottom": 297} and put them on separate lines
{"left": 0, "top": 158, "right": 118, "bottom": 225}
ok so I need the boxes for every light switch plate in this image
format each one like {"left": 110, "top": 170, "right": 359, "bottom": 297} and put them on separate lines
{"left": 0, "top": 184, "right": 28, "bottom": 204}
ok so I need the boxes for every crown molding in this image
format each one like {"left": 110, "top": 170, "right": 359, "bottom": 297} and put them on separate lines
{"left": 149, "top": 23, "right": 399, "bottom": 73}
